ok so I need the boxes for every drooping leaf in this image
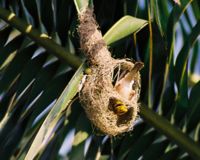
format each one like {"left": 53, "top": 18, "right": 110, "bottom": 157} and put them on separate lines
{"left": 68, "top": 112, "right": 91, "bottom": 160}
{"left": 0, "top": 44, "right": 37, "bottom": 93}
{"left": 24, "top": 63, "right": 85, "bottom": 160}
{"left": 186, "top": 81, "right": 200, "bottom": 133}
{"left": 103, "top": 16, "right": 148, "bottom": 45}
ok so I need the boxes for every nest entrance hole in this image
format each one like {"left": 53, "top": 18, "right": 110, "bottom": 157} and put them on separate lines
{"left": 108, "top": 97, "right": 134, "bottom": 127}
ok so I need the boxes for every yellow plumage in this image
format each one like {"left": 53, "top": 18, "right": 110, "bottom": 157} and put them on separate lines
{"left": 111, "top": 63, "right": 144, "bottom": 116}
{"left": 113, "top": 100, "right": 128, "bottom": 115}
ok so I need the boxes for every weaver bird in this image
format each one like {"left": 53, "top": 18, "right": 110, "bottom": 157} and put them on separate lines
{"left": 112, "top": 99, "right": 128, "bottom": 116}
{"left": 114, "top": 62, "right": 144, "bottom": 101}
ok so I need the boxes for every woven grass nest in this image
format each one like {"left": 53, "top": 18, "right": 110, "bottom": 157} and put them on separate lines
{"left": 78, "top": 7, "right": 144, "bottom": 136}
